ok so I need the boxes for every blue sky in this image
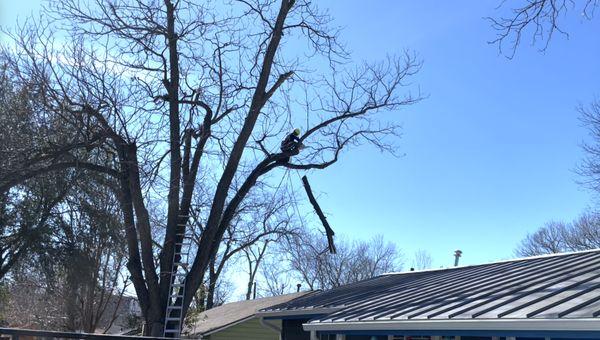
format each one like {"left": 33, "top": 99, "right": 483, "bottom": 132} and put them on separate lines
{"left": 2, "top": 1, "right": 599, "bottom": 271}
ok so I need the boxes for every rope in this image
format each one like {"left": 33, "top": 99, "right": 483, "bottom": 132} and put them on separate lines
{"left": 266, "top": 167, "right": 289, "bottom": 212}
{"left": 287, "top": 168, "right": 305, "bottom": 228}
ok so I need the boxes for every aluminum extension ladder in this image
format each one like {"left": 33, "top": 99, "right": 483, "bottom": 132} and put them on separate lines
{"left": 163, "top": 215, "right": 192, "bottom": 338}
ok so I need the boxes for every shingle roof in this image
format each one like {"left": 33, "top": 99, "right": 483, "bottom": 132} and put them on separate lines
{"left": 262, "top": 249, "right": 600, "bottom": 324}
{"left": 186, "top": 291, "right": 309, "bottom": 336}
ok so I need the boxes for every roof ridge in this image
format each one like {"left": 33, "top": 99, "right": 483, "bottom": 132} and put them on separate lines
{"left": 383, "top": 248, "right": 600, "bottom": 275}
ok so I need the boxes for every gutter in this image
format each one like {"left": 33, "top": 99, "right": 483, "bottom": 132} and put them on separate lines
{"left": 257, "top": 307, "right": 342, "bottom": 319}
{"left": 302, "top": 318, "right": 600, "bottom": 332}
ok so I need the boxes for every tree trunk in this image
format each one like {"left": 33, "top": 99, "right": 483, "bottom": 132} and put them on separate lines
{"left": 181, "top": 0, "right": 296, "bottom": 318}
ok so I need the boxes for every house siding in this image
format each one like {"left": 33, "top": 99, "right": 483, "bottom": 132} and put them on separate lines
{"left": 206, "top": 318, "right": 281, "bottom": 340}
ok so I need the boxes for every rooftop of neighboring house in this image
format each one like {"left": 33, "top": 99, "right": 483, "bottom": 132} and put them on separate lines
{"left": 185, "top": 291, "right": 311, "bottom": 337}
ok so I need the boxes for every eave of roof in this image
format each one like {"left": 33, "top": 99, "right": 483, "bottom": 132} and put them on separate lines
{"left": 258, "top": 306, "right": 342, "bottom": 318}
{"left": 302, "top": 318, "right": 600, "bottom": 332}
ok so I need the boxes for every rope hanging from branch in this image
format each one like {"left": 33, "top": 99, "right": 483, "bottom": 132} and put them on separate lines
{"left": 301, "top": 175, "right": 336, "bottom": 254}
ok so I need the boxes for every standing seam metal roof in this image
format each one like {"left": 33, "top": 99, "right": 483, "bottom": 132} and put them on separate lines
{"left": 261, "top": 249, "right": 600, "bottom": 323}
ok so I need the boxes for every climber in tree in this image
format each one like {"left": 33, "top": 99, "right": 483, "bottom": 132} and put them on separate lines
{"left": 279, "top": 128, "right": 303, "bottom": 163}
{"left": 281, "top": 128, "right": 302, "bottom": 153}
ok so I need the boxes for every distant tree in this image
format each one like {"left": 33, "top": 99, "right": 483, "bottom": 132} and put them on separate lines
{"left": 3, "top": 178, "right": 130, "bottom": 333}
{"left": 489, "top": 0, "right": 598, "bottom": 57}
{"left": 489, "top": 1, "right": 600, "bottom": 252}
{"left": 577, "top": 102, "right": 600, "bottom": 194}
{"left": 260, "top": 256, "right": 294, "bottom": 296}
{"left": 189, "top": 185, "right": 298, "bottom": 308}
{"left": 281, "top": 230, "right": 403, "bottom": 290}
{"left": 516, "top": 213, "right": 600, "bottom": 256}
{"left": 53, "top": 181, "right": 129, "bottom": 333}
{"left": 516, "top": 221, "right": 568, "bottom": 256}
{"left": 412, "top": 249, "right": 433, "bottom": 270}
{"left": 2, "top": 273, "right": 65, "bottom": 330}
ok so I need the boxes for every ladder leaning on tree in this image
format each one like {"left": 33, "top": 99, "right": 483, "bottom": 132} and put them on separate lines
{"left": 163, "top": 213, "right": 193, "bottom": 338}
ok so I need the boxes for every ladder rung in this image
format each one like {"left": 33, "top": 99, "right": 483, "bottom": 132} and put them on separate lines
{"left": 170, "top": 294, "right": 184, "bottom": 298}
{"left": 167, "top": 305, "right": 182, "bottom": 310}
{"left": 171, "top": 283, "right": 185, "bottom": 287}
{"left": 173, "top": 262, "right": 188, "bottom": 266}
{"left": 164, "top": 330, "right": 180, "bottom": 333}
{"left": 166, "top": 317, "right": 181, "bottom": 322}
{"left": 175, "top": 242, "right": 191, "bottom": 246}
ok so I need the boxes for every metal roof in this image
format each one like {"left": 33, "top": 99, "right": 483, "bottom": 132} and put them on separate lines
{"left": 261, "top": 249, "right": 600, "bottom": 325}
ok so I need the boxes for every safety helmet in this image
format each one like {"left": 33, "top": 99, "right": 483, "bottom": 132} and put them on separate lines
{"left": 293, "top": 128, "right": 301, "bottom": 136}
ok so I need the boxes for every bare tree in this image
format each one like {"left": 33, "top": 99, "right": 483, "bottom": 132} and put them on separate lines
{"left": 489, "top": 0, "right": 598, "bottom": 57}
{"left": 0, "top": 0, "right": 421, "bottom": 334}
{"left": 516, "top": 213, "right": 600, "bottom": 256}
{"left": 412, "top": 249, "right": 433, "bottom": 270}
{"left": 516, "top": 221, "right": 568, "bottom": 256}
{"left": 282, "top": 230, "right": 403, "bottom": 290}
{"left": 56, "top": 182, "right": 129, "bottom": 333}
{"left": 2, "top": 274, "right": 65, "bottom": 330}
{"left": 189, "top": 183, "right": 298, "bottom": 308}
{"left": 1, "top": 177, "right": 131, "bottom": 333}
{"left": 578, "top": 101, "right": 600, "bottom": 193}
{"left": 260, "top": 255, "right": 295, "bottom": 296}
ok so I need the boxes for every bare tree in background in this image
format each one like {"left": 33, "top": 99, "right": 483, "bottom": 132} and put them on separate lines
{"left": 489, "top": 0, "right": 598, "bottom": 57}
{"left": 56, "top": 181, "right": 130, "bottom": 333}
{"left": 199, "top": 187, "right": 297, "bottom": 308}
{"left": 1, "top": 0, "right": 421, "bottom": 333}
{"left": 2, "top": 178, "right": 131, "bottom": 333}
{"left": 579, "top": 102, "right": 600, "bottom": 194}
{"left": 490, "top": 1, "right": 600, "bottom": 255}
{"left": 412, "top": 249, "right": 433, "bottom": 270}
{"left": 260, "top": 255, "right": 294, "bottom": 296}
{"left": 516, "top": 213, "right": 600, "bottom": 256}
{"left": 281, "top": 229, "right": 403, "bottom": 290}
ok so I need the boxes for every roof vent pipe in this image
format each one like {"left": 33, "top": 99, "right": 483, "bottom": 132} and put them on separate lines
{"left": 454, "top": 250, "right": 463, "bottom": 267}
{"left": 296, "top": 283, "right": 301, "bottom": 292}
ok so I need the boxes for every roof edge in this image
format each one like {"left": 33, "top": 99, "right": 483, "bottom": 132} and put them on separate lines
{"left": 257, "top": 307, "right": 343, "bottom": 318}
{"left": 303, "top": 318, "right": 600, "bottom": 332}
{"left": 384, "top": 248, "right": 600, "bottom": 275}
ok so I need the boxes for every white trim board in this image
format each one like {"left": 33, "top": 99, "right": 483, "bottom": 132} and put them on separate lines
{"left": 302, "top": 318, "right": 600, "bottom": 332}
{"left": 257, "top": 307, "right": 342, "bottom": 318}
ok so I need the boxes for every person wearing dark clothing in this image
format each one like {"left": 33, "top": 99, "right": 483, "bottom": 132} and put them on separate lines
{"left": 279, "top": 128, "right": 302, "bottom": 163}
{"left": 281, "top": 128, "right": 301, "bottom": 153}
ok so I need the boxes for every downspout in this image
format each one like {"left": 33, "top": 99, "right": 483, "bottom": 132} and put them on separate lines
{"left": 260, "top": 317, "right": 282, "bottom": 340}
